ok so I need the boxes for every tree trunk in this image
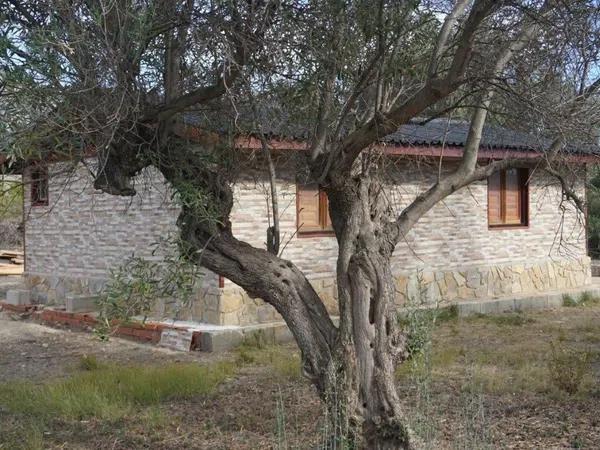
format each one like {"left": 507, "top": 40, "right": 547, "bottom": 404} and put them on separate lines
{"left": 142, "top": 142, "right": 416, "bottom": 448}
{"left": 323, "top": 175, "right": 417, "bottom": 450}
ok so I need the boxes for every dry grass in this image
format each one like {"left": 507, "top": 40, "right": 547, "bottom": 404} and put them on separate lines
{"left": 236, "top": 339, "right": 302, "bottom": 381}
{"left": 0, "top": 359, "right": 236, "bottom": 450}
{"left": 398, "top": 308, "right": 598, "bottom": 398}
{"left": 1, "top": 305, "right": 600, "bottom": 449}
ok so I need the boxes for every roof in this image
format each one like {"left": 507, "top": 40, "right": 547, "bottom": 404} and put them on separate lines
{"left": 2, "top": 117, "right": 597, "bottom": 171}
{"left": 183, "top": 111, "right": 598, "bottom": 155}
{"left": 384, "top": 119, "right": 552, "bottom": 151}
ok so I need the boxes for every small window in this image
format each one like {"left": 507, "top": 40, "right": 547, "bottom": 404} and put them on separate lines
{"left": 296, "top": 184, "right": 333, "bottom": 236}
{"left": 488, "top": 168, "right": 529, "bottom": 227}
{"left": 31, "top": 166, "right": 48, "bottom": 207}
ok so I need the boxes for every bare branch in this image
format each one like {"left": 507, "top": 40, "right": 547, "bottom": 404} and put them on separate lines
{"left": 427, "top": 0, "right": 471, "bottom": 78}
{"left": 331, "top": 0, "right": 500, "bottom": 176}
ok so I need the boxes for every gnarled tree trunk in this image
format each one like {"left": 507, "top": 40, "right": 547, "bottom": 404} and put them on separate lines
{"left": 139, "top": 140, "right": 416, "bottom": 448}
{"left": 323, "top": 174, "right": 416, "bottom": 449}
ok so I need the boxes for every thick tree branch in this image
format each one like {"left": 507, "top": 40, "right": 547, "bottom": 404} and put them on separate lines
{"left": 187, "top": 229, "right": 337, "bottom": 387}
{"left": 427, "top": 0, "right": 471, "bottom": 78}
{"left": 388, "top": 7, "right": 545, "bottom": 244}
{"left": 144, "top": 0, "right": 279, "bottom": 123}
{"left": 331, "top": 0, "right": 500, "bottom": 176}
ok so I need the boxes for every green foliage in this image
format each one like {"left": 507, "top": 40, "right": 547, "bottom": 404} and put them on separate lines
{"left": 78, "top": 354, "right": 102, "bottom": 371}
{"left": 547, "top": 341, "right": 592, "bottom": 395}
{"left": 562, "top": 292, "right": 600, "bottom": 308}
{"left": 562, "top": 294, "right": 578, "bottom": 307}
{"left": 171, "top": 177, "right": 226, "bottom": 229}
{"left": 577, "top": 291, "right": 600, "bottom": 306}
{"left": 587, "top": 167, "right": 600, "bottom": 258}
{"left": 95, "top": 235, "right": 202, "bottom": 339}
{"left": 398, "top": 305, "right": 457, "bottom": 361}
{"left": 0, "top": 361, "right": 236, "bottom": 421}
{"left": 400, "top": 314, "right": 437, "bottom": 445}
{"left": 0, "top": 180, "right": 22, "bottom": 220}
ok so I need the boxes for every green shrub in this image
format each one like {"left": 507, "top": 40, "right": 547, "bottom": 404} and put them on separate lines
{"left": 562, "top": 294, "right": 578, "bottom": 307}
{"left": 578, "top": 291, "right": 600, "bottom": 306}
{"left": 562, "top": 292, "right": 600, "bottom": 308}
{"left": 547, "top": 341, "right": 591, "bottom": 395}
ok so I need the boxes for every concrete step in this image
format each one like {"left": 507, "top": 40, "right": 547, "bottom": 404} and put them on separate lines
{"left": 0, "top": 276, "right": 24, "bottom": 299}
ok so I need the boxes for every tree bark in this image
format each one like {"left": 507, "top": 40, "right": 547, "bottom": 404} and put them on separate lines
{"left": 324, "top": 174, "right": 416, "bottom": 449}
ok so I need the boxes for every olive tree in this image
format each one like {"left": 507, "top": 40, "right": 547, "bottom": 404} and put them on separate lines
{"left": 2, "top": 1, "right": 599, "bottom": 447}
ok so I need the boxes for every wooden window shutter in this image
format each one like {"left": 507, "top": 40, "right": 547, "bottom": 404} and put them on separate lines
{"left": 504, "top": 168, "right": 522, "bottom": 224}
{"left": 297, "top": 184, "right": 322, "bottom": 232}
{"left": 321, "top": 191, "right": 333, "bottom": 230}
{"left": 488, "top": 171, "right": 502, "bottom": 225}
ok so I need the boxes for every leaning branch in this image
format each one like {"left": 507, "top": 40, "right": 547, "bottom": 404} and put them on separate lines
{"left": 388, "top": 5, "right": 545, "bottom": 245}
{"left": 332, "top": 0, "right": 499, "bottom": 175}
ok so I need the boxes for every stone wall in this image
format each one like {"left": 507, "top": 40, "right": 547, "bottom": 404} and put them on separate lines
{"left": 22, "top": 157, "right": 589, "bottom": 327}
{"left": 393, "top": 256, "right": 591, "bottom": 307}
{"left": 213, "top": 159, "right": 588, "bottom": 325}
{"left": 23, "top": 163, "right": 220, "bottom": 320}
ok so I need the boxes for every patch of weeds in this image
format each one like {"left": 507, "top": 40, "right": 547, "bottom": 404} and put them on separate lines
{"left": 236, "top": 342, "right": 301, "bottom": 380}
{"left": 275, "top": 388, "right": 287, "bottom": 450}
{"left": 563, "top": 294, "right": 578, "bottom": 307}
{"left": 437, "top": 305, "right": 459, "bottom": 323}
{"left": 578, "top": 291, "right": 600, "bottom": 306}
{"left": 317, "top": 364, "right": 356, "bottom": 450}
{"left": 571, "top": 435, "right": 585, "bottom": 449}
{"left": 140, "top": 407, "right": 168, "bottom": 428}
{"left": 0, "top": 361, "right": 236, "bottom": 422}
{"left": 397, "top": 278, "right": 440, "bottom": 446}
{"left": 431, "top": 346, "right": 464, "bottom": 370}
{"left": 547, "top": 341, "right": 592, "bottom": 395}
{"left": 469, "top": 312, "right": 535, "bottom": 327}
{"left": 489, "top": 313, "right": 535, "bottom": 327}
{"left": 471, "top": 363, "right": 546, "bottom": 395}
{"left": 0, "top": 417, "right": 44, "bottom": 450}
{"left": 455, "top": 372, "right": 493, "bottom": 450}
{"left": 78, "top": 354, "right": 103, "bottom": 371}
{"left": 242, "top": 329, "right": 272, "bottom": 349}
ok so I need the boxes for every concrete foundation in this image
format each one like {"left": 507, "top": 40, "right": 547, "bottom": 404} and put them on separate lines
{"left": 200, "top": 279, "right": 600, "bottom": 351}
{"left": 5, "top": 289, "right": 30, "bottom": 306}
{"left": 65, "top": 295, "right": 99, "bottom": 313}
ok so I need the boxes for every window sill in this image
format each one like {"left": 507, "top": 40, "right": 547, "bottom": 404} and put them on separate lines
{"left": 488, "top": 224, "right": 529, "bottom": 230}
{"left": 297, "top": 230, "right": 335, "bottom": 238}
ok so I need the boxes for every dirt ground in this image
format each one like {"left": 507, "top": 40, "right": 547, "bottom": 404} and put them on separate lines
{"left": 1, "top": 305, "right": 600, "bottom": 449}
{"left": 0, "top": 312, "right": 221, "bottom": 381}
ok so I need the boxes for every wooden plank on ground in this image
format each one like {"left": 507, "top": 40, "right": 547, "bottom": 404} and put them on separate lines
{"left": 0, "top": 265, "right": 24, "bottom": 275}
{"left": 0, "top": 250, "right": 23, "bottom": 259}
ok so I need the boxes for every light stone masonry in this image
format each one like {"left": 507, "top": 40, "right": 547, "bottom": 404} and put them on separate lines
{"left": 23, "top": 158, "right": 590, "bottom": 326}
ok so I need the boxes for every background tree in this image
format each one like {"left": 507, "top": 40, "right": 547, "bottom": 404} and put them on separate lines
{"left": 2, "top": 1, "right": 599, "bottom": 448}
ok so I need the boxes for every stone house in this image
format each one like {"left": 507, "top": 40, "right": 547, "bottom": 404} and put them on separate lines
{"left": 15, "top": 119, "right": 598, "bottom": 327}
